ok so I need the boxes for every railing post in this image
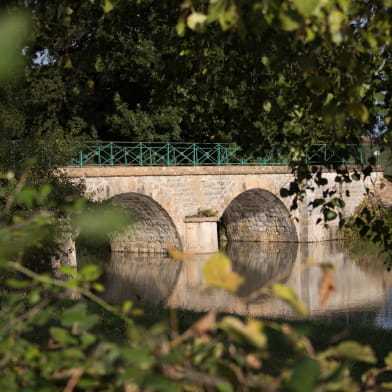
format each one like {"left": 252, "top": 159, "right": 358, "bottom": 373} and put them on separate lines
{"left": 217, "top": 144, "right": 221, "bottom": 165}
{"left": 193, "top": 144, "right": 198, "bottom": 166}
{"left": 110, "top": 142, "right": 114, "bottom": 166}
{"left": 139, "top": 144, "right": 143, "bottom": 166}
{"left": 166, "top": 143, "right": 171, "bottom": 166}
{"left": 79, "top": 150, "right": 83, "bottom": 168}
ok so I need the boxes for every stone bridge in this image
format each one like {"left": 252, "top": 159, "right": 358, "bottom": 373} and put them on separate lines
{"left": 63, "top": 165, "right": 383, "bottom": 253}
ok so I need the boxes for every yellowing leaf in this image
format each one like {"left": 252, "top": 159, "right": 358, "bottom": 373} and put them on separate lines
{"left": 272, "top": 283, "right": 308, "bottom": 316}
{"left": 384, "top": 352, "right": 392, "bottom": 368}
{"left": 167, "top": 247, "right": 193, "bottom": 261}
{"left": 305, "top": 257, "right": 317, "bottom": 265}
{"left": 64, "top": 58, "right": 73, "bottom": 69}
{"left": 322, "top": 341, "right": 376, "bottom": 364}
{"left": 187, "top": 12, "right": 207, "bottom": 31}
{"left": 219, "top": 316, "right": 267, "bottom": 348}
{"left": 263, "top": 100, "right": 272, "bottom": 112}
{"left": 203, "top": 252, "right": 244, "bottom": 292}
{"left": 348, "top": 103, "right": 369, "bottom": 123}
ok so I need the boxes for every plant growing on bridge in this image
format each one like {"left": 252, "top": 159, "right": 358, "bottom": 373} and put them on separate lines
{"left": 187, "top": 208, "right": 219, "bottom": 218}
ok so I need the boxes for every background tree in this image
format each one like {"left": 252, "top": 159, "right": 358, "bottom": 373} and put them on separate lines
{"left": 2, "top": 0, "right": 389, "bottom": 161}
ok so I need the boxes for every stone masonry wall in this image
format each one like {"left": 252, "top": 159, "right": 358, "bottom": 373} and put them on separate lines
{"left": 63, "top": 166, "right": 383, "bottom": 251}
{"left": 222, "top": 189, "right": 298, "bottom": 242}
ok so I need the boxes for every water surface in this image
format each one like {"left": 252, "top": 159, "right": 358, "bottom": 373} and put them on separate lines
{"left": 82, "top": 241, "right": 392, "bottom": 329}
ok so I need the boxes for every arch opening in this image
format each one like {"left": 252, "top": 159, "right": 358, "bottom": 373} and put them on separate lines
{"left": 221, "top": 189, "right": 298, "bottom": 242}
{"left": 110, "top": 192, "right": 182, "bottom": 253}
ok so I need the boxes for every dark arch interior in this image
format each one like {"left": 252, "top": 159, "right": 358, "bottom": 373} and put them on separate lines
{"left": 110, "top": 193, "right": 181, "bottom": 253}
{"left": 221, "top": 189, "right": 298, "bottom": 242}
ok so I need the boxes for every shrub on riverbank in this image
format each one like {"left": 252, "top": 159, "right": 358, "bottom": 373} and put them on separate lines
{"left": 340, "top": 197, "right": 392, "bottom": 270}
{"left": 2, "top": 174, "right": 392, "bottom": 391}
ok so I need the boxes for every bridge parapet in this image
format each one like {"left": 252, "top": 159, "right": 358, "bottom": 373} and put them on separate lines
{"left": 62, "top": 165, "right": 383, "bottom": 253}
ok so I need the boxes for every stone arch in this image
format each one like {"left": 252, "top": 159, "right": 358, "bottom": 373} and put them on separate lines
{"left": 220, "top": 188, "right": 298, "bottom": 242}
{"left": 110, "top": 192, "right": 182, "bottom": 253}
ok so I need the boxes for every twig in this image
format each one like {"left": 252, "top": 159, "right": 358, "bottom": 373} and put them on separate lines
{"left": 6, "top": 261, "right": 134, "bottom": 326}
{"left": 64, "top": 367, "right": 84, "bottom": 392}
{"left": 3, "top": 169, "right": 29, "bottom": 215}
{"left": 2, "top": 298, "right": 50, "bottom": 333}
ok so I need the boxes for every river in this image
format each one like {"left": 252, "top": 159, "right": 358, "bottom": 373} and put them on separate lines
{"left": 77, "top": 240, "right": 392, "bottom": 329}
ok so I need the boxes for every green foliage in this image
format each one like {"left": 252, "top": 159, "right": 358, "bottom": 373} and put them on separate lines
{"left": 0, "top": 11, "right": 30, "bottom": 82}
{"left": 340, "top": 197, "right": 392, "bottom": 269}
{"left": 2, "top": 0, "right": 391, "bottom": 161}
{"left": 1, "top": 174, "right": 392, "bottom": 391}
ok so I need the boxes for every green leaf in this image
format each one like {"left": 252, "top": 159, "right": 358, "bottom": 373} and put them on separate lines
{"left": 0, "top": 12, "right": 30, "bottom": 82}
{"left": 279, "top": 9, "right": 302, "bottom": 31}
{"left": 61, "top": 303, "right": 99, "bottom": 332}
{"left": 324, "top": 209, "right": 337, "bottom": 221}
{"left": 120, "top": 346, "right": 154, "bottom": 366}
{"left": 49, "top": 327, "right": 76, "bottom": 346}
{"left": 176, "top": 21, "right": 186, "bottom": 36}
{"left": 80, "top": 264, "right": 101, "bottom": 282}
{"left": 15, "top": 188, "right": 36, "bottom": 208}
{"left": 103, "top": 0, "right": 114, "bottom": 13}
{"left": 272, "top": 283, "right": 308, "bottom": 316}
{"left": 81, "top": 332, "right": 97, "bottom": 348}
{"left": 92, "top": 282, "right": 105, "bottom": 292}
{"left": 38, "top": 184, "right": 52, "bottom": 203}
{"left": 263, "top": 100, "right": 272, "bottom": 112}
{"left": 286, "top": 358, "right": 320, "bottom": 392}
{"left": 217, "top": 382, "right": 234, "bottom": 392}
{"left": 280, "top": 188, "right": 290, "bottom": 197}
{"left": 144, "top": 374, "right": 181, "bottom": 392}
{"left": 59, "top": 265, "right": 78, "bottom": 277}
{"left": 292, "top": 0, "right": 320, "bottom": 17}
{"left": 6, "top": 278, "right": 31, "bottom": 289}
{"left": 322, "top": 341, "right": 376, "bottom": 363}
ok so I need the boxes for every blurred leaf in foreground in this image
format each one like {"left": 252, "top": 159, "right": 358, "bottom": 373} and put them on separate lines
{"left": 321, "top": 341, "right": 376, "bottom": 363}
{"left": 272, "top": 283, "right": 308, "bottom": 316}
{"left": 219, "top": 316, "right": 267, "bottom": 348}
{"left": 73, "top": 203, "right": 132, "bottom": 246}
{"left": 203, "top": 252, "right": 244, "bottom": 292}
{"left": 0, "top": 11, "right": 31, "bottom": 83}
{"left": 167, "top": 247, "right": 194, "bottom": 261}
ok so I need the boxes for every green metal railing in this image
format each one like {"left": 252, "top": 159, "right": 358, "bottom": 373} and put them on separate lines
{"left": 67, "top": 142, "right": 380, "bottom": 167}
{"left": 2, "top": 141, "right": 381, "bottom": 168}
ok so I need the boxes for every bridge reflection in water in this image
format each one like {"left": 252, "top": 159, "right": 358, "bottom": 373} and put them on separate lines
{"left": 100, "top": 241, "right": 391, "bottom": 327}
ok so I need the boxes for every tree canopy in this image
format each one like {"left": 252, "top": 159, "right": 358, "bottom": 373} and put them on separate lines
{"left": 0, "top": 0, "right": 390, "bottom": 160}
